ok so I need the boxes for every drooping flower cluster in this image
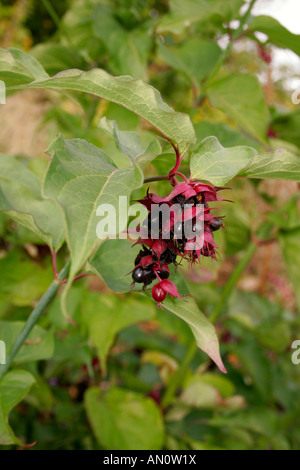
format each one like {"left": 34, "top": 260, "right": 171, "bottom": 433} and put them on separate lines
{"left": 131, "top": 180, "right": 227, "bottom": 307}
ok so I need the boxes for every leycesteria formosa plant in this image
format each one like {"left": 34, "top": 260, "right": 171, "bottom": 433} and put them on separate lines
{"left": 1, "top": 43, "right": 300, "bottom": 392}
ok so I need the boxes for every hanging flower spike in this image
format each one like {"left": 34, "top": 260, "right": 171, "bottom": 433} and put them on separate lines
{"left": 131, "top": 164, "right": 230, "bottom": 300}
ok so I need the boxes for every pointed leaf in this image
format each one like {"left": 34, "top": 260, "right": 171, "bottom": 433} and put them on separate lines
{"left": 240, "top": 147, "right": 300, "bottom": 181}
{"left": 162, "top": 296, "right": 227, "bottom": 373}
{"left": 4, "top": 50, "right": 195, "bottom": 153}
{"left": 190, "top": 136, "right": 256, "bottom": 185}
{"left": 0, "top": 47, "right": 48, "bottom": 87}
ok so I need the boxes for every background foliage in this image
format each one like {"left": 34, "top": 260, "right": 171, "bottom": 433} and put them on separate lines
{"left": 0, "top": 0, "right": 300, "bottom": 450}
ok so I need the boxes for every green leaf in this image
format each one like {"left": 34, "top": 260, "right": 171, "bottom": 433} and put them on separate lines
{"left": 88, "top": 239, "right": 140, "bottom": 293}
{"left": 82, "top": 292, "right": 155, "bottom": 372}
{"left": 5, "top": 53, "right": 195, "bottom": 153}
{"left": 157, "top": 0, "right": 243, "bottom": 34}
{"left": 0, "top": 369, "right": 35, "bottom": 445}
{"left": 207, "top": 73, "right": 269, "bottom": 143}
{"left": 162, "top": 296, "right": 226, "bottom": 373}
{"left": 240, "top": 148, "right": 300, "bottom": 181}
{"left": 93, "top": 4, "right": 152, "bottom": 80}
{"left": 278, "top": 228, "right": 300, "bottom": 310}
{"left": 158, "top": 38, "right": 222, "bottom": 86}
{"left": 250, "top": 15, "right": 300, "bottom": 56}
{"left": 0, "top": 321, "right": 54, "bottom": 363}
{"left": 84, "top": 386, "right": 165, "bottom": 450}
{"left": 0, "top": 155, "right": 65, "bottom": 251}
{"left": 190, "top": 136, "right": 256, "bottom": 185}
{"left": 44, "top": 135, "right": 142, "bottom": 280}
{"left": 0, "top": 47, "right": 48, "bottom": 87}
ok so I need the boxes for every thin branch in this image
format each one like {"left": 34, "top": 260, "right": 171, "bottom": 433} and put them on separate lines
{"left": 0, "top": 261, "right": 71, "bottom": 380}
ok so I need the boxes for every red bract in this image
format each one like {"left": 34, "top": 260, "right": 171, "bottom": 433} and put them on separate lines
{"left": 152, "top": 280, "right": 182, "bottom": 307}
{"left": 131, "top": 177, "right": 229, "bottom": 305}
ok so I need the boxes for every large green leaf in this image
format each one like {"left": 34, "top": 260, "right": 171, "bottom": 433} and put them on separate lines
{"left": 158, "top": 38, "right": 222, "bottom": 86}
{"left": 162, "top": 296, "right": 226, "bottom": 373}
{"left": 0, "top": 369, "right": 35, "bottom": 445}
{"left": 81, "top": 292, "right": 155, "bottom": 371}
{"left": 93, "top": 4, "right": 152, "bottom": 80}
{"left": 0, "top": 321, "right": 54, "bottom": 363}
{"left": 190, "top": 136, "right": 256, "bottom": 185}
{"left": 0, "top": 47, "right": 48, "bottom": 87}
{"left": 84, "top": 387, "right": 165, "bottom": 450}
{"left": 44, "top": 136, "right": 142, "bottom": 281}
{"left": 157, "top": 0, "right": 243, "bottom": 34}
{"left": 0, "top": 155, "right": 65, "bottom": 251}
{"left": 207, "top": 74, "right": 269, "bottom": 143}
{"left": 240, "top": 148, "right": 300, "bottom": 181}
{"left": 250, "top": 15, "right": 300, "bottom": 56}
{"left": 3, "top": 59, "right": 195, "bottom": 154}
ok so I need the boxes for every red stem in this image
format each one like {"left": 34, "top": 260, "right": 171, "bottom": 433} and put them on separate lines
{"left": 49, "top": 248, "right": 90, "bottom": 284}
{"left": 50, "top": 248, "right": 59, "bottom": 280}
{"left": 169, "top": 143, "right": 182, "bottom": 176}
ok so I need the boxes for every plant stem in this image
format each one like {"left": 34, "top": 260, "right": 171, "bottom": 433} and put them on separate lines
{"left": 143, "top": 175, "right": 170, "bottom": 183}
{"left": 143, "top": 172, "right": 188, "bottom": 184}
{"left": 0, "top": 261, "right": 70, "bottom": 380}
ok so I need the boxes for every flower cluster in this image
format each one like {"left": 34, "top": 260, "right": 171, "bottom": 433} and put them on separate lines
{"left": 131, "top": 180, "right": 226, "bottom": 306}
